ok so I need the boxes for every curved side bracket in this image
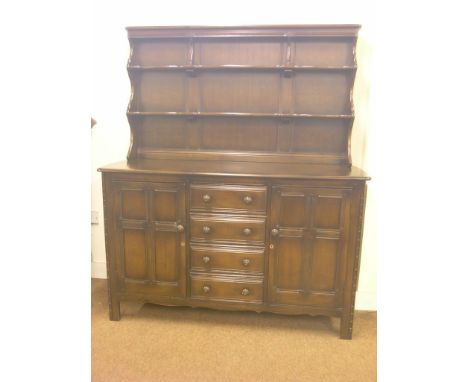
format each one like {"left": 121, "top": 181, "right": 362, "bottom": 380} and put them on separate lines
{"left": 346, "top": 41, "right": 359, "bottom": 166}
{"left": 126, "top": 44, "right": 139, "bottom": 161}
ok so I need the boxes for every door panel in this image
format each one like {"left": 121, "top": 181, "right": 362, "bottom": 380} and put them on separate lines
{"left": 113, "top": 181, "right": 186, "bottom": 297}
{"left": 152, "top": 189, "right": 179, "bottom": 221}
{"left": 278, "top": 193, "right": 307, "bottom": 228}
{"left": 122, "top": 229, "right": 147, "bottom": 280}
{"left": 121, "top": 189, "right": 147, "bottom": 220}
{"left": 308, "top": 238, "right": 339, "bottom": 291}
{"left": 268, "top": 186, "right": 350, "bottom": 306}
{"left": 314, "top": 195, "right": 343, "bottom": 229}
{"left": 154, "top": 230, "right": 179, "bottom": 282}
{"left": 275, "top": 236, "right": 303, "bottom": 291}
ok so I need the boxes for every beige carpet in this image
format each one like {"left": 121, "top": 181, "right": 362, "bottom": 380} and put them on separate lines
{"left": 92, "top": 279, "right": 376, "bottom": 382}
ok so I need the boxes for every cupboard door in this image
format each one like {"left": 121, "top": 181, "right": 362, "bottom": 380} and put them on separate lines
{"left": 268, "top": 186, "right": 350, "bottom": 307}
{"left": 113, "top": 181, "right": 186, "bottom": 298}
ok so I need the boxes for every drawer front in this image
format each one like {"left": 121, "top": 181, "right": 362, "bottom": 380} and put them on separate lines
{"left": 191, "top": 276, "right": 263, "bottom": 303}
{"left": 191, "top": 245, "right": 264, "bottom": 274}
{"left": 190, "top": 215, "right": 266, "bottom": 243}
{"left": 190, "top": 184, "right": 267, "bottom": 213}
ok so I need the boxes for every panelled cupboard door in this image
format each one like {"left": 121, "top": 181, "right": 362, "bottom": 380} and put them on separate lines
{"left": 112, "top": 181, "right": 187, "bottom": 298}
{"left": 268, "top": 186, "right": 351, "bottom": 308}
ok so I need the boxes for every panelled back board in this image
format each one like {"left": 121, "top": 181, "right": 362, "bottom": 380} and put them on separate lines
{"left": 100, "top": 25, "right": 370, "bottom": 339}
{"left": 126, "top": 25, "right": 358, "bottom": 165}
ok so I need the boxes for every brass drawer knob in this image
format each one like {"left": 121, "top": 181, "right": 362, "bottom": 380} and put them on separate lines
{"left": 203, "top": 285, "right": 211, "bottom": 293}
{"left": 202, "top": 256, "right": 211, "bottom": 264}
{"left": 202, "top": 194, "right": 211, "bottom": 203}
{"left": 242, "top": 258, "right": 251, "bottom": 266}
{"left": 271, "top": 228, "right": 279, "bottom": 236}
{"left": 241, "top": 288, "right": 250, "bottom": 296}
{"left": 176, "top": 224, "right": 184, "bottom": 232}
{"left": 243, "top": 228, "right": 252, "bottom": 236}
{"left": 202, "top": 226, "right": 211, "bottom": 234}
{"left": 243, "top": 195, "right": 253, "bottom": 204}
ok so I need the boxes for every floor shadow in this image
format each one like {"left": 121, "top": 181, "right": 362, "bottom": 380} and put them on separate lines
{"left": 92, "top": 279, "right": 341, "bottom": 337}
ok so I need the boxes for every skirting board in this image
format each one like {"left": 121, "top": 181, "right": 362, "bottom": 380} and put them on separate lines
{"left": 355, "top": 291, "right": 377, "bottom": 311}
{"left": 91, "top": 261, "right": 107, "bottom": 279}
{"left": 90, "top": 261, "right": 376, "bottom": 311}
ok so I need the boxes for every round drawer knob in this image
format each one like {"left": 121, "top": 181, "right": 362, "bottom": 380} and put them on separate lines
{"left": 242, "top": 258, "right": 251, "bottom": 266}
{"left": 202, "top": 256, "right": 211, "bottom": 264}
{"left": 271, "top": 228, "right": 279, "bottom": 236}
{"left": 241, "top": 288, "right": 250, "bottom": 296}
{"left": 243, "top": 195, "right": 253, "bottom": 205}
{"left": 202, "top": 194, "right": 211, "bottom": 203}
{"left": 243, "top": 228, "right": 252, "bottom": 236}
{"left": 176, "top": 224, "right": 184, "bottom": 232}
{"left": 202, "top": 226, "right": 211, "bottom": 234}
{"left": 202, "top": 285, "right": 211, "bottom": 293}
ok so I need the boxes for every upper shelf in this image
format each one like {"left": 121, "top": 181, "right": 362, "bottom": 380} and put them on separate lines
{"left": 127, "top": 65, "right": 357, "bottom": 71}
{"left": 127, "top": 111, "right": 354, "bottom": 119}
{"left": 126, "top": 25, "right": 361, "bottom": 38}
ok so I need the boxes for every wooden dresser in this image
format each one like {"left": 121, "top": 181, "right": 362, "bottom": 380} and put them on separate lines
{"left": 99, "top": 25, "right": 370, "bottom": 339}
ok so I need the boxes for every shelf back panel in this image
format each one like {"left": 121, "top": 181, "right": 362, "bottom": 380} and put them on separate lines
{"left": 126, "top": 25, "right": 360, "bottom": 165}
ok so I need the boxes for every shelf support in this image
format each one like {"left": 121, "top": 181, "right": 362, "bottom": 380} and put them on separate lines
{"left": 278, "top": 35, "right": 295, "bottom": 152}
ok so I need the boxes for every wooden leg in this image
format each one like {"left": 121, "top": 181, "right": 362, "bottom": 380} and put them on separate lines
{"left": 340, "top": 311, "right": 354, "bottom": 340}
{"left": 109, "top": 295, "right": 121, "bottom": 321}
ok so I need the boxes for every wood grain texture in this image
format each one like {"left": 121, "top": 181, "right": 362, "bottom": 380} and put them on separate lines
{"left": 126, "top": 25, "right": 361, "bottom": 38}
{"left": 99, "top": 159, "right": 370, "bottom": 180}
{"left": 340, "top": 183, "right": 368, "bottom": 339}
{"left": 190, "top": 244, "right": 265, "bottom": 275}
{"left": 100, "top": 25, "right": 370, "bottom": 339}
{"left": 111, "top": 180, "right": 187, "bottom": 299}
{"left": 190, "top": 214, "right": 266, "bottom": 244}
{"left": 125, "top": 25, "right": 359, "bottom": 165}
{"left": 102, "top": 175, "right": 121, "bottom": 321}
{"left": 268, "top": 186, "right": 349, "bottom": 308}
{"left": 190, "top": 184, "right": 267, "bottom": 214}
{"left": 102, "top": 171, "right": 369, "bottom": 337}
{"left": 190, "top": 274, "right": 264, "bottom": 303}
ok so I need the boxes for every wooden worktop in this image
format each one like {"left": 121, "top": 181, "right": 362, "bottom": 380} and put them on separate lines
{"left": 99, "top": 159, "right": 370, "bottom": 181}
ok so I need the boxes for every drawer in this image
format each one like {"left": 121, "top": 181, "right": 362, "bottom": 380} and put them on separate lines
{"left": 191, "top": 275, "right": 263, "bottom": 303}
{"left": 191, "top": 245, "right": 264, "bottom": 274}
{"left": 190, "top": 215, "right": 266, "bottom": 243}
{"left": 190, "top": 184, "right": 267, "bottom": 213}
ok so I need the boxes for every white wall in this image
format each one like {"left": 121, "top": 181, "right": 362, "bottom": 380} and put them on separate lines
{"left": 91, "top": 0, "right": 377, "bottom": 310}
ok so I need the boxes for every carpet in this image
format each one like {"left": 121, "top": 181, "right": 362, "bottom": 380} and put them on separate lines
{"left": 92, "top": 279, "right": 376, "bottom": 382}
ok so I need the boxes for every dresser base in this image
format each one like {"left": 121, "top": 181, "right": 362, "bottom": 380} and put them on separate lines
{"left": 100, "top": 161, "right": 368, "bottom": 340}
